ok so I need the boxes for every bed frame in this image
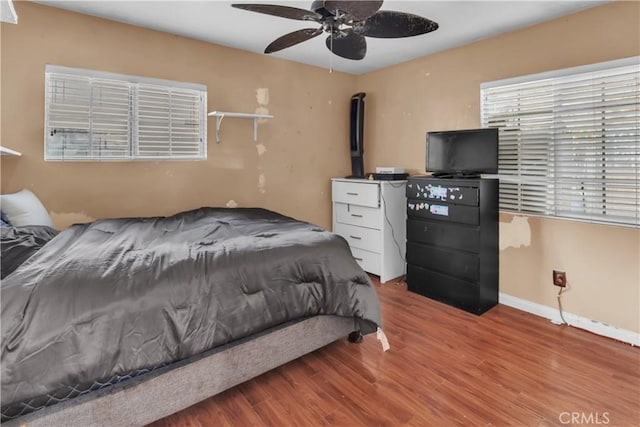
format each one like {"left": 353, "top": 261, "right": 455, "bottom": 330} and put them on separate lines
{"left": 4, "top": 315, "right": 357, "bottom": 427}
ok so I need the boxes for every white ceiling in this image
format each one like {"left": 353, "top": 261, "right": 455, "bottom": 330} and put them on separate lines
{"left": 34, "top": 0, "right": 609, "bottom": 74}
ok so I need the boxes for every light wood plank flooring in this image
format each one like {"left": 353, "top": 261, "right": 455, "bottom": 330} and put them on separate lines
{"left": 151, "top": 278, "right": 639, "bottom": 426}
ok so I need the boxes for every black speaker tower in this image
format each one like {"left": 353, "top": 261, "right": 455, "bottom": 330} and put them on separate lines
{"left": 348, "top": 92, "right": 366, "bottom": 178}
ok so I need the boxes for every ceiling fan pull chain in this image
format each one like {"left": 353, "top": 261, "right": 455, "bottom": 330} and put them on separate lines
{"left": 329, "top": 23, "right": 334, "bottom": 73}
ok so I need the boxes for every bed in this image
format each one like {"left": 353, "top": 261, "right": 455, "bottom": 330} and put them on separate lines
{"left": 0, "top": 207, "right": 382, "bottom": 426}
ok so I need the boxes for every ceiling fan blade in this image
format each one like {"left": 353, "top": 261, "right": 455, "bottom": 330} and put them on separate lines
{"left": 323, "top": 1, "right": 382, "bottom": 21}
{"left": 265, "top": 28, "right": 323, "bottom": 54}
{"left": 231, "top": 4, "right": 321, "bottom": 21}
{"left": 326, "top": 31, "right": 367, "bottom": 60}
{"left": 356, "top": 10, "right": 439, "bottom": 38}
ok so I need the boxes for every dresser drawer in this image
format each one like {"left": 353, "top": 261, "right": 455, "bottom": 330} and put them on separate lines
{"left": 407, "top": 182, "right": 479, "bottom": 207}
{"left": 407, "top": 264, "right": 480, "bottom": 312}
{"left": 407, "top": 219, "right": 480, "bottom": 253}
{"left": 406, "top": 242, "right": 479, "bottom": 282}
{"left": 334, "top": 222, "right": 381, "bottom": 253}
{"left": 335, "top": 203, "right": 380, "bottom": 230}
{"left": 407, "top": 199, "right": 479, "bottom": 225}
{"left": 332, "top": 181, "right": 379, "bottom": 208}
{"left": 350, "top": 247, "right": 380, "bottom": 276}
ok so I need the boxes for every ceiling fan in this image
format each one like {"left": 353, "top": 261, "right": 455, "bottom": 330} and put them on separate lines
{"left": 231, "top": 1, "right": 439, "bottom": 60}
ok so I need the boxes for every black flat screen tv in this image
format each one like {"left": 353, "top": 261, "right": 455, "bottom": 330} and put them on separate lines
{"left": 426, "top": 128, "right": 498, "bottom": 177}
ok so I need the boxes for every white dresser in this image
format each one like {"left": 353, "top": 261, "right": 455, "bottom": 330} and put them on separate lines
{"left": 331, "top": 178, "right": 407, "bottom": 283}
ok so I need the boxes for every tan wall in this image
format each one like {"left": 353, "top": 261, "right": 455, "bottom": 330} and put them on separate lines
{"left": 0, "top": 1, "right": 356, "bottom": 231}
{"left": 2, "top": 2, "right": 639, "bottom": 333}
{"left": 357, "top": 1, "right": 640, "bottom": 333}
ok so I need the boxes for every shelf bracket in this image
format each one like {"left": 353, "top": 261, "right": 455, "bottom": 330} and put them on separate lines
{"left": 215, "top": 114, "right": 224, "bottom": 144}
{"left": 253, "top": 118, "right": 259, "bottom": 143}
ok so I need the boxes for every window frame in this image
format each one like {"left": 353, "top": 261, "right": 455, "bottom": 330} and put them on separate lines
{"left": 44, "top": 65, "right": 207, "bottom": 161}
{"left": 481, "top": 57, "right": 639, "bottom": 228}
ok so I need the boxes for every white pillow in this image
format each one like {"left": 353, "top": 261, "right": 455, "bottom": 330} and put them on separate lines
{"left": 0, "top": 189, "right": 54, "bottom": 228}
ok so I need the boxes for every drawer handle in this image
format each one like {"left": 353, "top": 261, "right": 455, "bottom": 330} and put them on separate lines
{"left": 351, "top": 214, "right": 363, "bottom": 218}
{"left": 346, "top": 192, "right": 359, "bottom": 196}
{"left": 354, "top": 257, "right": 363, "bottom": 261}
{"left": 349, "top": 235, "right": 362, "bottom": 240}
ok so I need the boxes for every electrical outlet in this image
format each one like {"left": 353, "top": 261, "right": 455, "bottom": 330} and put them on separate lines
{"left": 553, "top": 270, "right": 567, "bottom": 287}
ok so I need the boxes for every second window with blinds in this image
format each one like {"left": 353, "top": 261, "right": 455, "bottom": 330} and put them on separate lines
{"left": 45, "top": 65, "right": 207, "bottom": 161}
{"left": 481, "top": 57, "right": 639, "bottom": 227}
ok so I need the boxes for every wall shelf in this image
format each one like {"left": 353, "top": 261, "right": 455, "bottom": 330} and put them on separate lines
{"left": 0, "top": 0, "right": 18, "bottom": 24}
{"left": 0, "top": 146, "right": 22, "bottom": 156}
{"left": 208, "top": 111, "right": 273, "bottom": 144}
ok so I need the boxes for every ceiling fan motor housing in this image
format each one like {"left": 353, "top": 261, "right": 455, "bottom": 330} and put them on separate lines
{"left": 310, "top": 1, "right": 331, "bottom": 17}
{"left": 310, "top": 0, "right": 344, "bottom": 23}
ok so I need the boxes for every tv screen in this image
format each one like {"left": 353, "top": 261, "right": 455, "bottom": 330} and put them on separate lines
{"left": 426, "top": 128, "right": 498, "bottom": 176}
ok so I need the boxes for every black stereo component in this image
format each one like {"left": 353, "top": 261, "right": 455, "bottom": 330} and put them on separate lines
{"left": 372, "top": 173, "right": 409, "bottom": 181}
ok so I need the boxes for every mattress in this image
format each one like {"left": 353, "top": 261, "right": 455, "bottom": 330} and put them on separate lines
{"left": 1, "top": 207, "right": 381, "bottom": 420}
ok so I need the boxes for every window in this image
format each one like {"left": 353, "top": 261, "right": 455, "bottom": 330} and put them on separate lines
{"left": 481, "top": 57, "right": 639, "bottom": 227}
{"left": 45, "top": 65, "right": 207, "bottom": 160}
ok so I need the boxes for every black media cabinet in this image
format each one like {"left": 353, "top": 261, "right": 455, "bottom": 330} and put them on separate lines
{"left": 406, "top": 176, "right": 499, "bottom": 315}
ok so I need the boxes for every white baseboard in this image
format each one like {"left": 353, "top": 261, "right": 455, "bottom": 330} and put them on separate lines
{"left": 499, "top": 293, "right": 639, "bottom": 347}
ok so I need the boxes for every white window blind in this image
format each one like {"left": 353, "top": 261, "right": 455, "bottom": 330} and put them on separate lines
{"left": 45, "top": 65, "right": 207, "bottom": 160}
{"left": 481, "top": 57, "right": 639, "bottom": 227}
{"left": 137, "top": 85, "right": 205, "bottom": 158}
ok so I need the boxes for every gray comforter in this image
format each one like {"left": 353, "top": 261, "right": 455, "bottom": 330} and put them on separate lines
{"left": 1, "top": 208, "right": 380, "bottom": 414}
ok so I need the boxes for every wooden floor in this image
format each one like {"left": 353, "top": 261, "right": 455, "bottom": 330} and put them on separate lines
{"left": 151, "top": 278, "right": 639, "bottom": 426}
